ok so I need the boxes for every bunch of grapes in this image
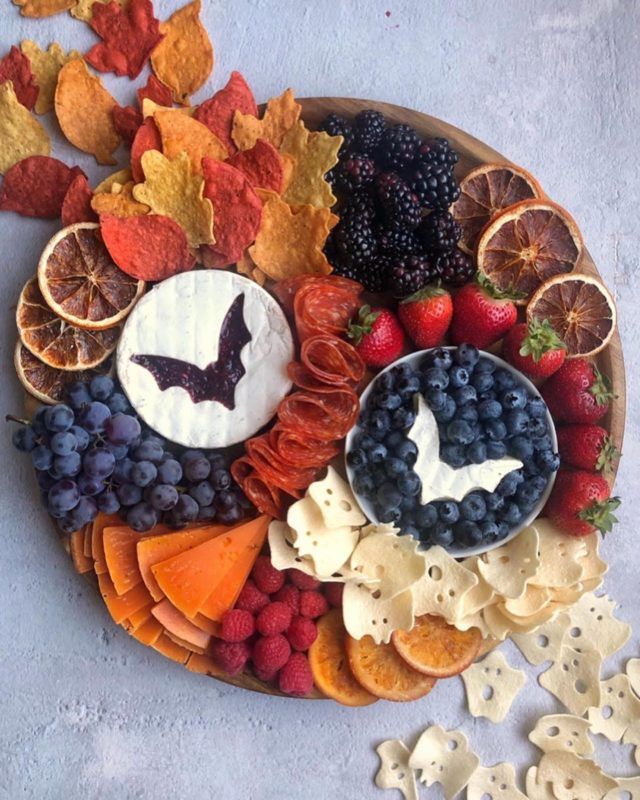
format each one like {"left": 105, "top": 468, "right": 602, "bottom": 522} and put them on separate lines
{"left": 11, "top": 376, "right": 249, "bottom": 533}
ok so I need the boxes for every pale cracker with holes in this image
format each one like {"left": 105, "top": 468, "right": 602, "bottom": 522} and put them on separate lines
{"left": 538, "top": 645, "right": 602, "bottom": 715}
{"left": 466, "top": 762, "right": 527, "bottom": 800}
{"left": 374, "top": 740, "right": 417, "bottom": 800}
{"left": 461, "top": 649, "right": 526, "bottom": 723}
{"left": 287, "top": 496, "right": 359, "bottom": 577}
{"left": 408, "top": 724, "right": 479, "bottom": 800}
{"left": 528, "top": 713, "right": 594, "bottom": 756}
{"left": 349, "top": 529, "right": 425, "bottom": 601}
{"left": 535, "top": 751, "right": 617, "bottom": 800}
{"left": 588, "top": 673, "right": 640, "bottom": 742}
{"left": 307, "top": 465, "right": 366, "bottom": 528}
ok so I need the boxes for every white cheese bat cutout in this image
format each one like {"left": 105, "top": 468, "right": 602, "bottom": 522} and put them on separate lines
{"left": 408, "top": 394, "right": 523, "bottom": 505}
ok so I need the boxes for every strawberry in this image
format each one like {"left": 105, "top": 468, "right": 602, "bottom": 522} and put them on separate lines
{"left": 450, "top": 273, "right": 518, "bottom": 349}
{"left": 557, "top": 424, "right": 620, "bottom": 473}
{"left": 347, "top": 305, "right": 405, "bottom": 367}
{"left": 397, "top": 285, "right": 453, "bottom": 349}
{"left": 542, "top": 358, "right": 614, "bottom": 423}
{"left": 546, "top": 470, "right": 620, "bottom": 537}
{"left": 502, "top": 319, "right": 566, "bottom": 379}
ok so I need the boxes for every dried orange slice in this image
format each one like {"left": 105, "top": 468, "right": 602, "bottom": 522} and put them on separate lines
{"left": 15, "top": 341, "right": 92, "bottom": 404}
{"left": 477, "top": 199, "right": 583, "bottom": 302}
{"left": 38, "top": 222, "right": 144, "bottom": 330}
{"left": 345, "top": 634, "right": 436, "bottom": 702}
{"left": 17, "top": 277, "right": 119, "bottom": 370}
{"left": 527, "top": 273, "right": 616, "bottom": 357}
{"left": 308, "top": 610, "right": 378, "bottom": 707}
{"left": 391, "top": 614, "right": 482, "bottom": 678}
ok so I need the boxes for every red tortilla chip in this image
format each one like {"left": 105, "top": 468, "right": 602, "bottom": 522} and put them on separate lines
{"left": 193, "top": 71, "right": 257, "bottom": 156}
{"left": 131, "top": 116, "right": 162, "bottom": 183}
{"left": 113, "top": 104, "right": 143, "bottom": 145}
{"left": 201, "top": 157, "right": 262, "bottom": 265}
{"left": 0, "top": 156, "right": 85, "bottom": 218}
{"left": 100, "top": 213, "right": 195, "bottom": 280}
{"left": 0, "top": 46, "right": 39, "bottom": 110}
{"left": 136, "top": 74, "right": 173, "bottom": 109}
{"left": 61, "top": 174, "right": 98, "bottom": 226}
{"left": 227, "top": 139, "right": 285, "bottom": 193}
{"left": 85, "top": 0, "right": 164, "bottom": 80}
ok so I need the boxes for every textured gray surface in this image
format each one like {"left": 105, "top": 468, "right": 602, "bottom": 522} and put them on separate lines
{"left": 0, "top": 1, "right": 639, "bottom": 798}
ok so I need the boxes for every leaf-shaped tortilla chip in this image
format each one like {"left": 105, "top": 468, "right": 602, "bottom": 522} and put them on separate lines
{"left": 232, "top": 88, "right": 301, "bottom": 151}
{"left": 13, "top": 0, "right": 74, "bottom": 17}
{"left": 132, "top": 150, "right": 214, "bottom": 247}
{"left": 55, "top": 59, "right": 120, "bottom": 165}
{"left": 150, "top": 0, "right": 213, "bottom": 105}
{"left": 91, "top": 181, "right": 150, "bottom": 218}
{"left": 0, "top": 156, "right": 83, "bottom": 217}
{"left": 61, "top": 173, "right": 97, "bottom": 226}
{"left": 227, "top": 139, "right": 285, "bottom": 193}
{"left": 137, "top": 74, "right": 172, "bottom": 108}
{"left": 69, "top": 0, "right": 127, "bottom": 22}
{"left": 0, "top": 82, "right": 50, "bottom": 174}
{"left": 280, "top": 121, "right": 342, "bottom": 208}
{"left": 20, "top": 41, "right": 81, "bottom": 115}
{"left": 0, "top": 46, "right": 39, "bottom": 110}
{"left": 154, "top": 108, "right": 227, "bottom": 173}
{"left": 193, "top": 71, "right": 257, "bottom": 155}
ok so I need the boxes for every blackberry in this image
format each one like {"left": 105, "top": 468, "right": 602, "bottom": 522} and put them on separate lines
{"left": 318, "top": 113, "right": 354, "bottom": 149}
{"left": 376, "top": 172, "right": 422, "bottom": 229}
{"left": 358, "top": 255, "right": 392, "bottom": 293}
{"left": 353, "top": 109, "right": 386, "bottom": 154}
{"left": 377, "top": 223, "right": 419, "bottom": 256}
{"left": 379, "top": 124, "right": 420, "bottom": 170}
{"left": 341, "top": 190, "right": 377, "bottom": 223}
{"left": 418, "top": 211, "right": 461, "bottom": 256}
{"left": 337, "top": 155, "right": 377, "bottom": 192}
{"left": 415, "top": 137, "right": 458, "bottom": 169}
{"left": 411, "top": 164, "right": 461, "bottom": 211}
{"left": 437, "top": 249, "right": 476, "bottom": 286}
{"left": 387, "top": 254, "right": 440, "bottom": 297}
{"left": 334, "top": 217, "right": 377, "bottom": 265}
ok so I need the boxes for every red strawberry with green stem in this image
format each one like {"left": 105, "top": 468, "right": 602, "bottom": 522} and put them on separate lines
{"left": 347, "top": 305, "right": 405, "bottom": 368}
{"left": 502, "top": 318, "right": 566, "bottom": 379}
{"left": 542, "top": 358, "right": 614, "bottom": 423}
{"left": 556, "top": 424, "right": 620, "bottom": 473}
{"left": 450, "top": 273, "right": 519, "bottom": 349}
{"left": 546, "top": 470, "right": 620, "bottom": 537}
{"left": 397, "top": 285, "right": 453, "bottom": 349}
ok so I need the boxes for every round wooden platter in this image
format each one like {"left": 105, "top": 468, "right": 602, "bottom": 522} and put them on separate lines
{"left": 50, "top": 97, "right": 626, "bottom": 701}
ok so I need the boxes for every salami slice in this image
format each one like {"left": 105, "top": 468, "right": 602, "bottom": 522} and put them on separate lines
{"left": 273, "top": 275, "right": 362, "bottom": 316}
{"left": 301, "top": 335, "right": 365, "bottom": 385}
{"left": 245, "top": 436, "right": 316, "bottom": 493}
{"left": 231, "top": 457, "right": 286, "bottom": 518}
{"left": 287, "top": 362, "right": 341, "bottom": 393}
{"left": 270, "top": 424, "right": 340, "bottom": 469}
{"left": 278, "top": 388, "right": 360, "bottom": 441}
{"left": 294, "top": 279, "right": 362, "bottom": 341}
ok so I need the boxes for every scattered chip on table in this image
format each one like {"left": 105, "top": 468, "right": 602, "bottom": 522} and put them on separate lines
{"left": 20, "top": 41, "right": 81, "bottom": 115}
{"left": 0, "top": 81, "right": 50, "bottom": 173}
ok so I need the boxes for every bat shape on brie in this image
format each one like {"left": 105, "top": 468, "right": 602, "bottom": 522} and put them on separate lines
{"left": 131, "top": 293, "right": 252, "bottom": 408}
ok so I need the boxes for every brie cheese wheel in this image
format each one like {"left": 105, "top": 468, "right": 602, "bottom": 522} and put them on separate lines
{"left": 409, "top": 395, "right": 523, "bottom": 505}
{"left": 117, "top": 271, "right": 294, "bottom": 448}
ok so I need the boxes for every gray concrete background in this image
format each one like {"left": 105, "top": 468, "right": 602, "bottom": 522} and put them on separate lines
{"left": 0, "top": 1, "right": 639, "bottom": 797}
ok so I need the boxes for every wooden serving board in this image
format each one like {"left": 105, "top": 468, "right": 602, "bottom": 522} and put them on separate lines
{"left": 53, "top": 98, "right": 626, "bottom": 700}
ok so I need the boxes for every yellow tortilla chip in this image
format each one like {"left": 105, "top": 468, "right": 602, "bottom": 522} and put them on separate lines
{"left": 54, "top": 59, "right": 120, "bottom": 165}
{"left": 141, "top": 99, "right": 193, "bottom": 118}
{"left": 133, "top": 149, "right": 214, "bottom": 247}
{"left": 234, "top": 250, "right": 266, "bottom": 285}
{"left": 94, "top": 168, "right": 132, "bottom": 194}
{"left": 14, "top": 0, "right": 74, "bottom": 16}
{"left": 0, "top": 81, "right": 50, "bottom": 174}
{"left": 20, "top": 41, "right": 81, "bottom": 115}
{"left": 281, "top": 152, "right": 296, "bottom": 193}
{"left": 150, "top": 0, "right": 213, "bottom": 105}
{"left": 154, "top": 108, "right": 227, "bottom": 173}
{"left": 69, "top": 0, "right": 126, "bottom": 21}
{"left": 232, "top": 88, "right": 301, "bottom": 151}
{"left": 91, "top": 181, "right": 150, "bottom": 218}
{"left": 248, "top": 189, "right": 333, "bottom": 280}
{"left": 280, "top": 121, "right": 342, "bottom": 208}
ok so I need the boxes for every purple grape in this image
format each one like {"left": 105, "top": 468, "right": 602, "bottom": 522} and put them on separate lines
{"left": 157, "top": 458, "right": 182, "bottom": 485}
{"left": 211, "top": 468, "right": 231, "bottom": 491}
{"left": 148, "top": 484, "right": 179, "bottom": 511}
{"left": 197, "top": 505, "right": 217, "bottom": 521}
{"left": 12, "top": 425, "right": 37, "bottom": 452}
{"left": 66, "top": 381, "right": 92, "bottom": 411}
{"left": 181, "top": 449, "right": 204, "bottom": 465}
{"left": 214, "top": 490, "right": 236, "bottom": 512}
{"left": 78, "top": 402, "right": 111, "bottom": 434}
{"left": 183, "top": 455, "right": 210, "bottom": 482}
{"left": 173, "top": 494, "right": 199, "bottom": 522}
{"left": 50, "top": 431, "right": 77, "bottom": 456}
{"left": 105, "top": 413, "right": 141, "bottom": 446}
{"left": 106, "top": 392, "right": 130, "bottom": 414}
{"left": 131, "top": 460, "right": 157, "bottom": 488}
{"left": 116, "top": 483, "right": 142, "bottom": 507}
{"left": 77, "top": 475, "right": 106, "bottom": 496}
{"left": 36, "top": 469, "right": 55, "bottom": 491}
{"left": 133, "top": 439, "right": 164, "bottom": 464}
{"left": 48, "top": 479, "right": 80, "bottom": 515}
{"left": 188, "top": 480, "right": 215, "bottom": 507}
{"left": 89, "top": 375, "right": 114, "bottom": 401}
{"left": 83, "top": 448, "right": 116, "bottom": 479}
{"left": 31, "top": 407, "right": 48, "bottom": 436}
{"left": 105, "top": 441, "right": 129, "bottom": 461}
{"left": 31, "top": 445, "right": 53, "bottom": 471}
{"left": 69, "top": 425, "right": 90, "bottom": 452}
{"left": 68, "top": 496, "right": 98, "bottom": 528}
{"left": 217, "top": 505, "right": 243, "bottom": 525}
{"left": 97, "top": 490, "right": 120, "bottom": 514}
{"left": 113, "top": 457, "right": 134, "bottom": 484}
{"left": 126, "top": 502, "right": 158, "bottom": 532}
{"left": 44, "top": 404, "right": 74, "bottom": 433}
{"left": 50, "top": 451, "right": 82, "bottom": 479}
{"left": 207, "top": 452, "right": 226, "bottom": 472}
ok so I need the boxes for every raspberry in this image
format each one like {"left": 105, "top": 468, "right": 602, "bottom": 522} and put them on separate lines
{"left": 210, "top": 639, "right": 250, "bottom": 676}
{"left": 299, "top": 590, "right": 329, "bottom": 619}
{"left": 255, "top": 601, "right": 293, "bottom": 636}
{"left": 252, "top": 634, "right": 291, "bottom": 674}
{"left": 287, "top": 568, "right": 320, "bottom": 591}
{"left": 220, "top": 609, "right": 255, "bottom": 642}
{"left": 323, "top": 582, "right": 344, "bottom": 608}
{"left": 253, "top": 665, "right": 278, "bottom": 683}
{"left": 234, "top": 578, "right": 269, "bottom": 615}
{"left": 273, "top": 584, "right": 300, "bottom": 615}
{"left": 251, "top": 556, "right": 285, "bottom": 594}
{"left": 278, "top": 653, "right": 314, "bottom": 696}
{"left": 286, "top": 616, "right": 318, "bottom": 651}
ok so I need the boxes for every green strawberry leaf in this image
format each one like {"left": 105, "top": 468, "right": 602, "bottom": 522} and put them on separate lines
{"left": 578, "top": 496, "right": 621, "bottom": 534}
{"left": 519, "top": 318, "right": 566, "bottom": 362}
{"left": 590, "top": 367, "right": 617, "bottom": 406}
{"left": 400, "top": 283, "right": 446, "bottom": 305}
{"left": 347, "top": 304, "right": 380, "bottom": 345}
{"left": 596, "top": 435, "right": 621, "bottom": 473}
{"left": 476, "top": 271, "right": 526, "bottom": 302}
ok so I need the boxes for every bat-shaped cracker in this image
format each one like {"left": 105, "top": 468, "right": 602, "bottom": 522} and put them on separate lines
{"left": 130, "top": 293, "right": 251, "bottom": 408}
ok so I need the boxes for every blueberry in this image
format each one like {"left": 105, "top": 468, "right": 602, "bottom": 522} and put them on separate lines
{"left": 470, "top": 372, "right": 492, "bottom": 394}
{"left": 447, "top": 419, "right": 475, "bottom": 445}
{"left": 399, "top": 494, "right": 417, "bottom": 514}
{"left": 496, "top": 471, "right": 523, "bottom": 497}
{"left": 500, "top": 386, "right": 527, "bottom": 410}
{"left": 484, "top": 419, "right": 507, "bottom": 441}
{"left": 392, "top": 362, "right": 414, "bottom": 382}
{"left": 478, "top": 390, "right": 497, "bottom": 402}
{"left": 385, "top": 457, "right": 408, "bottom": 478}
{"left": 478, "top": 399, "right": 502, "bottom": 420}
{"left": 438, "top": 501, "right": 460, "bottom": 525}
{"left": 347, "top": 448, "right": 368, "bottom": 469}
{"left": 375, "top": 392, "right": 402, "bottom": 411}
{"left": 425, "top": 388, "right": 447, "bottom": 411}
{"left": 392, "top": 407, "right": 415, "bottom": 430}
{"left": 475, "top": 357, "right": 496, "bottom": 374}
{"left": 415, "top": 503, "right": 438, "bottom": 528}
{"left": 467, "top": 440, "right": 487, "bottom": 464}
{"left": 486, "top": 440, "right": 507, "bottom": 459}
{"left": 528, "top": 417, "right": 549, "bottom": 439}
{"left": 448, "top": 364, "right": 469, "bottom": 388}
{"left": 401, "top": 523, "right": 419, "bottom": 538}
{"left": 434, "top": 395, "right": 456, "bottom": 423}
{"left": 493, "top": 368, "right": 516, "bottom": 391}
{"left": 456, "top": 405, "right": 479, "bottom": 424}
{"left": 505, "top": 409, "right": 530, "bottom": 436}
{"left": 516, "top": 480, "right": 543, "bottom": 507}
{"left": 385, "top": 431, "right": 405, "bottom": 450}
{"left": 460, "top": 492, "right": 487, "bottom": 521}
{"left": 537, "top": 449, "right": 560, "bottom": 474}
{"left": 353, "top": 474, "right": 375, "bottom": 498}
{"left": 426, "top": 347, "right": 452, "bottom": 371}
{"left": 354, "top": 432, "right": 376, "bottom": 451}
{"left": 368, "top": 443, "right": 388, "bottom": 464}
{"left": 376, "top": 371, "right": 396, "bottom": 392}
{"left": 423, "top": 367, "right": 449, "bottom": 390}
{"left": 527, "top": 396, "right": 548, "bottom": 418}
{"left": 480, "top": 521, "right": 500, "bottom": 543}
{"left": 376, "top": 482, "right": 402, "bottom": 509}
{"left": 398, "top": 376, "right": 421, "bottom": 396}
{"left": 454, "top": 343, "right": 480, "bottom": 369}
{"left": 500, "top": 502, "right": 522, "bottom": 525}
{"left": 530, "top": 475, "right": 548, "bottom": 494}
{"left": 441, "top": 443, "right": 466, "bottom": 468}
{"left": 536, "top": 434, "right": 554, "bottom": 453}
{"left": 486, "top": 492, "right": 505, "bottom": 512}
{"left": 509, "top": 435, "right": 535, "bottom": 461}
{"left": 397, "top": 470, "right": 421, "bottom": 496}
{"left": 368, "top": 409, "right": 391, "bottom": 438}
{"left": 378, "top": 506, "right": 402, "bottom": 524}
{"left": 523, "top": 460, "right": 541, "bottom": 478}
{"left": 456, "top": 520, "right": 483, "bottom": 547}
{"left": 432, "top": 522, "right": 455, "bottom": 547}
{"left": 395, "top": 438, "right": 417, "bottom": 465}
{"left": 453, "top": 385, "right": 477, "bottom": 407}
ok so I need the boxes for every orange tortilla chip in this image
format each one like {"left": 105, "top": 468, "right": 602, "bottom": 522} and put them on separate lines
{"left": 248, "top": 189, "right": 333, "bottom": 280}
{"left": 150, "top": 0, "right": 213, "bottom": 105}
{"left": 91, "top": 181, "right": 150, "bottom": 218}
{"left": 236, "top": 250, "right": 267, "bottom": 286}
{"left": 54, "top": 59, "right": 120, "bottom": 165}
{"left": 13, "top": 0, "right": 74, "bottom": 16}
{"left": 154, "top": 108, "right": 227, "bottom": 173}
{"left": 280, "top": 121, "right": 342, "bottom": 208}
{"left": 232, "top": 88, "right": 301, "bottom": 151}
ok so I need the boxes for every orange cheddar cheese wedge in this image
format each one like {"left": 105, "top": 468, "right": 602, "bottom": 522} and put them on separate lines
{"left": 97, "top": 571, "right": 153, "bottom": 624}
{"left": 151, "top": 599, "right": 211, "bottom": 652}
{"left": 152, "top": 633, "right": 191, "bottom": 664}
{"left": 70, "top": 528, "right": 93, "bottom": 574}
{"left": 103, "top": 526, "right": 145, "bottom": 595}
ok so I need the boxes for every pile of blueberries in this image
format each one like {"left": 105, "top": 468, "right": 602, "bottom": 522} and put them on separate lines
{"left": 347, "top": 344, "right": 560, "bottom": 551}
